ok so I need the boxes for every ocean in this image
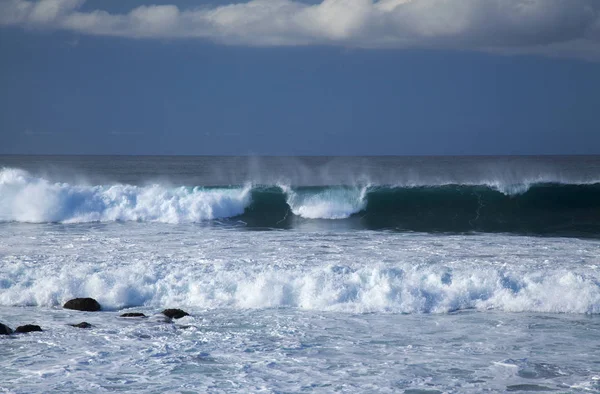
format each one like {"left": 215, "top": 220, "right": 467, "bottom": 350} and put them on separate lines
{"left": 0, "top": 155, "right": 599, "bottom": 393}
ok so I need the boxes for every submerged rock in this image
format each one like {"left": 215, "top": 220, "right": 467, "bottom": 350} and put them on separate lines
{"left": 162, "top": 309, "right": 189, "bottom": 319}
{"left": 63, "top": 298, "right": 101, "bottom": 312}
{"left": 70, "top": 322, "right": 92, "bottom": 328}
{"left": 15, "top": 325, "right": 42, "bottom": 333}
{"left": 120, "top": 313, "right": 146, "bottom": 318}
{"left": 0, "top": 322, "right": 13, "bottom": 335}
{"left": 149, "top": 314, "right": 173, "bottom": 323}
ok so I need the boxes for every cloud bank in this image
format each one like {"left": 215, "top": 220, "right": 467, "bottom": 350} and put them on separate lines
{"left": 1, "top": 0, "right": 600, "bottom": 59}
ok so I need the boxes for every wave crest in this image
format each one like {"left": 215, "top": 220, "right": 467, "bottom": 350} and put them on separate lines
{"left": 283, "top": 185, "right": 367, "bottom": 219}
{"left": 0, "top": 168, "right": 251, "bottom": 223}
{"left": 2, "top": 168, "right": 600, "bottom": 236}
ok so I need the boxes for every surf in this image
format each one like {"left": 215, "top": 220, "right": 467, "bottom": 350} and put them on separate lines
{"left": 0, "top": 168, "right": 252, "bottom": 223}
{"left": 2, "top": 168, "right": 600, "bottom": 237}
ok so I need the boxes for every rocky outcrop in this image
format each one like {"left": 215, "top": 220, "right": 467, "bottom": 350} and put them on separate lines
{"left": 15, "top": 324, "right": 42, "bottom": 333}
{"left": 120, "top": 313, "right": 146, "bottom": 318}
{"left": 0, "top": 322, "right": 13, "bottom": 335}
{"left": 63, "top": 298, "right": 101, "bottom": 312}
{"left": 161, "top": 309, "right": 189, "bottom": 319}
{"left": 70, "top": 322, "right": 92, "bottom": 328}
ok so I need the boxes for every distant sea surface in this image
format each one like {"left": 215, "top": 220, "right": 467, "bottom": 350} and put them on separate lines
{"left": 1, "top": 155, "right": 599, "bottom": 393}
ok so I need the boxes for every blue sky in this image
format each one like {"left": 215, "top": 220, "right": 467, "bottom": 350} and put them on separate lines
{"left": 1, "top": 0, "right": 600, "bottom": 155}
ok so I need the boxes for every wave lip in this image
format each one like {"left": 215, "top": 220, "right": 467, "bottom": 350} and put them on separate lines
{"left": 282, "top": 185, "right": 367, "bottom": 219}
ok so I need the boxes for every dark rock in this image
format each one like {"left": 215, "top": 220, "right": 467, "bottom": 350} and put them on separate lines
{"left": 0, "top": 322, "right": 13, "bottom": 335}
{"left": 506, "top": 384, "right": 556, "bottom": 392}
{"left": 120, "top": 313, "right": 146, "bottom": 318}
{"left": 70, "top": 322, "right": 92, "bottom": 328}
{"left": 63, "top": 298, "right": 101, "bottom": 312}
{"left": 162, "top": 309, "right": 189, "bottom": 319}
{"left": 15, "top": 324, "right": 42, "bottom": 333}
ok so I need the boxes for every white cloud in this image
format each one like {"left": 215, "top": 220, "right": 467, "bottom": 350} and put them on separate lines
{"left": 28, "top": 0, "right": 83, "bottom": 24}
{"left": 1, "top": 0, "right": 599, "bottom": 60}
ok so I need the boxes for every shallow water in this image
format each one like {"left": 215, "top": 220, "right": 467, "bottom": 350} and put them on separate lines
{"left": 1, "top": 307, "right": 599, "bottom": 393}
{"left": 1, "top": 223, "right": 600, "bottom": 392}
{"left": 1, "top": 224, "right": 599, "bottom": 313}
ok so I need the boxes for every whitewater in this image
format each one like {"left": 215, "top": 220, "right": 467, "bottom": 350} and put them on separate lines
{"left": 1, "top": 156, "right": 600, "bottom": 393}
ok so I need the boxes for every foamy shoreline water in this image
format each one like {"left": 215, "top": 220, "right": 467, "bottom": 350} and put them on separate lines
{"left": 2, "top": 306, "right": 599, "bottom": 393}
{"left": 2, "top": 216, "right": 600, "bottom": 393}
{"left": 1, "top": 224, "right": 599, "bottom": 314}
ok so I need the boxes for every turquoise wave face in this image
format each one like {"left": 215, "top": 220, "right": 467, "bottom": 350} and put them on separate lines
{"left": 240, "top": 183, "right": 600, "bottom": 237}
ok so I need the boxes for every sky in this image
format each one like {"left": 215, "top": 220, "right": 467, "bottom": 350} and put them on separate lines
{"left": 1, "top": 0, "right": 600, "bottom": 155}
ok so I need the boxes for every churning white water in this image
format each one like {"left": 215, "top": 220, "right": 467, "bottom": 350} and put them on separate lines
{"left": 1, "top": 223, "right": 600, "bottom": 392}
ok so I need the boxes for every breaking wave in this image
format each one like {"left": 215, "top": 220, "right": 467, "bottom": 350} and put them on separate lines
{"left": 0, "top": 168, "right": 251, "bottom": 223}
{"left": 1, "top": 258, "right": 599, "bottom": 314}
{"left": 2, "top": 167, "right": 600, "bottom": 236}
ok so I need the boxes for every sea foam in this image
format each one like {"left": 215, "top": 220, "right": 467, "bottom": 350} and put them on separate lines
{"left": 282, "top": 185, "right": 367, "bottom": 219}
{"left": 0, "top": 168, "right": 251, "bottom": 223}
{"left": 2, "top": 253, "right": 598, "bottom": 314}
